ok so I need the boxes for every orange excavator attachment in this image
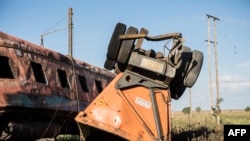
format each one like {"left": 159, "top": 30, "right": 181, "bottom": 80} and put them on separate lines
{"left": 75, "top": 23, "right": 203, "bottom": 140}
{"left": 75, "top": 72, "right": 171, "bottom": 141}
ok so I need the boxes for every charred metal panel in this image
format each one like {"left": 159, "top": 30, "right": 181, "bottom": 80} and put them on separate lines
{"left": 0, "top": 31, "right": 115, "bottom": 109}
{"left": 0, "top": 31, "right": 115, "bottom": 139}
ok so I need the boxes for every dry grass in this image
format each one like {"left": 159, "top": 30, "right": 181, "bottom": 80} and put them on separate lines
{"left": 220, "top": 110, "right": 250, "bottom": 124}
{"left": 171, "top": 110, "right": 250, "bottom": 141}
{"left": 47, "top": 110, "right": 250, "bottom": 141}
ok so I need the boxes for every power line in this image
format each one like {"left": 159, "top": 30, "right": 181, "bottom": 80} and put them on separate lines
{"left": 42, "top": 16, "right": 67, "bottom": 35}
{"left": 40, "top": 27, "right": 67, "bottom": 46}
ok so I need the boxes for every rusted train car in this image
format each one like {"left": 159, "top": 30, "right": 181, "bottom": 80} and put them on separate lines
{"left": 0, "top": 31, "right": 115, "bottom": 140}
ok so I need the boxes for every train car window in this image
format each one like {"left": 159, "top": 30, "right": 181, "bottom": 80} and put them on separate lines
{"left": 0, "top": 56, "right": 14, "bottom": 79}
{"left": 78, "top": 75, "right": 89, "bottom": 92}
{"left": 57, "top": 69, "right": 70, "bottom": 89}
{"left": 95, "top": 80, "right": 103, "bottom": 93}
{"left": 30, "top": 62, "right": 47, "bottom": 84}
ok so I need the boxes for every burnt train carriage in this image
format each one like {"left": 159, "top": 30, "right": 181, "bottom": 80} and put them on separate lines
{"left": 0, "top": 31, "right": 115, "bottom": 140}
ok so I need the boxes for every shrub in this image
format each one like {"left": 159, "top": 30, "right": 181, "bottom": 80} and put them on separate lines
{"left": 245, "top": 106, "right": 250, "bottom": 112}
{"left": 182, "top": 107, "right": 190, "bottom": 114}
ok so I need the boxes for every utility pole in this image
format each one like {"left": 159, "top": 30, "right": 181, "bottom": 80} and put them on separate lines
{"left": 206, "top": 16, "right": 213, "bottom": 113}
{"left": 206, "top": 14, "right": 220, "bottom": 125}
{"left": 189, "top": 88, "right": 192, "bottom": 125}
{"left": 212, "top": 15, "right": 220, "bottom": 104}
{"left": 68, "top": 7, "right": 73, "bottom": 57}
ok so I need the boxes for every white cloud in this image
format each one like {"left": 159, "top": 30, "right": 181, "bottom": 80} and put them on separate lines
{"left": 219, "top": 75, "right": 250, "bottom": 91}
{"left": 238, "top": 62, "right": 250, "bottom": 69}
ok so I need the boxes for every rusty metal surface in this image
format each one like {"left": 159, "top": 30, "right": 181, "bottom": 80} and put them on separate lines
{"left": 119, "top": 32, "right": 182, "bottom": 41}
{"left": 0, "top": 31, "right": 116, "bottom": 139}
{"left": 0, "top": 30, "right": 115, "bottom": 113}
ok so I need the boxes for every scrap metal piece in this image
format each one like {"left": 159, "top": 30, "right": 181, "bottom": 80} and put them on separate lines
{"left": 75, "top": 73, "right": 172, "bottom": 141}
{"left": 119, "top": 32, "right": 182, "bottom": 41}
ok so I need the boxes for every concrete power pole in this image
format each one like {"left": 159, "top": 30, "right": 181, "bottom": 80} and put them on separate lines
{"left": 206, "top": 16, "right": 213, "bottom": 113}
{"left": 68, "top": 7, "right": 73, "bottom": 57}
{"left": 206, "top": 14, "right": 220, "bottom": 124}
{"left": 189, "top": 88, "right": 192, "bottom": 125}
{"left": 213, "top": 16, "right": 220, "bottom": 104}
{"left": 206, "top": 14, "right": 220, "bottom": 112}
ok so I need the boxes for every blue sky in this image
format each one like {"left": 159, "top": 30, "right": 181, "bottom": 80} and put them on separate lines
{"left": 1, "top": 0, "right": 249, "bottom": 111}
